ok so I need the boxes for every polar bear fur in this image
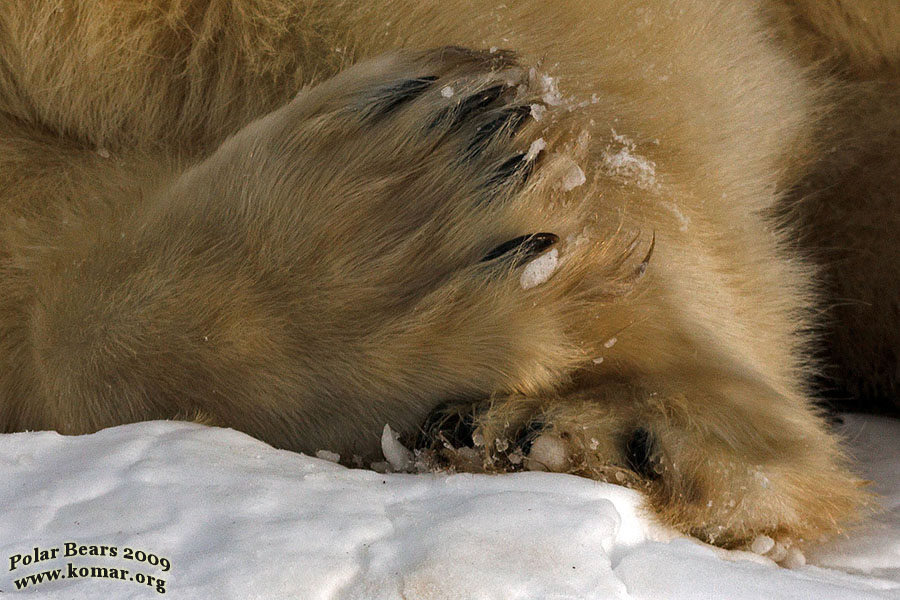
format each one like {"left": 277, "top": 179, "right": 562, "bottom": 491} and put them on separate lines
{"left": 1, "top": 0, "right": 896, "bottom": 549}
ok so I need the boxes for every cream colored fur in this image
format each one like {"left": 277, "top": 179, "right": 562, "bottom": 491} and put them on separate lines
{"left": 1, "top": 0, "right": 895, "bottom": 551}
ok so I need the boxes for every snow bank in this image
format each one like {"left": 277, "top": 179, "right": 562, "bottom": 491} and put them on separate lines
{"left": 1, "top": 415, "right": 898, "bottom": 599}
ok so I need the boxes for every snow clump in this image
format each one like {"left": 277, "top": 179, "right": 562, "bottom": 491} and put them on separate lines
{"left": 381, "top": 424, "right": 413, "bottom": 472}
{"left": 314, "top": 450, "right": 341, "bottom": 463}
{"left": 520, "top": 248, "right": 559, "bottom": 290}
{"left": 602, "top": 130, "right": 659, "bottom": 190}
{"left": 525, "top": 137, "right": 546, "bottom": 161}
{"left": 560, "top": 162, "right": 586, "bottom": 191}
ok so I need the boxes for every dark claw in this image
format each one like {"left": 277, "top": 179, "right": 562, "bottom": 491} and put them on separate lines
{"left": 824, "top": 411, "right": 845, "bottom": 428}
{"left": 436, "top": 46, "right": 518, "bottom": 70}
{"left": 484, "top": 152, "right": 534, "bottom": 188}
{"left": 635, "top": 232, "right": 656, "bottom": 278}
{"left": 369, "top": 76, "right": 438, "bottom": 117}
{"left": 468, "top": 105, "right": 532, "bottom": 154}
{"left": 454, "top": 85, "right": 508, "bottom": 123}
{"left": 481, "top": 233, "right": 559, "bottom": 266}
{"left": 623, "top": 428, "right": 660, "bottom": 480}
{"left": 416, "top": 401, "right": 477, "bottom": 450}
{"left": 431, "top": 85, "right": 509, "bottom": 130}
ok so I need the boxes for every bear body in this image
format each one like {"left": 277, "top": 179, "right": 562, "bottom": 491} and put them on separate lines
{"left": 1, "top": 0, "right": 897, "bottom": 550}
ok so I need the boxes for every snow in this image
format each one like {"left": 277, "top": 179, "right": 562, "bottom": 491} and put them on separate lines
{"left": 783, "top": 547, "right": 807, "bottom": 570}
{"left": 528, "top": 68, "right": 564, "bottom": 107}
{"left": 530, "top": 103, "right": 547, "bottom": 122}
{"left": 315, "top": 449, "right": 341, "bottom": 463}
{"left": 525, "top": 137, "right": 546, "bottom": 162}
{"left": 1, "top": 415, "right": 898, "bottom": 599}
{"left": 520, "top": 247, "right": 559, "bottom": 290}
{"left": 662, "top": 200, "right": 691, "bottom": 232}
{"left": 807, "top": 415, "right": 900, "bottom": 581}
{"left": 751, "top": 535, "right": 776, "bottom": 555}
{"left": 602, "top": 130, "right": 659, "bottom": 191}
{"left": 559, "top": 161, "right": 586, "bottom": 191}
{"left": 380, "top": 423, "right": 413, "bottom": 472}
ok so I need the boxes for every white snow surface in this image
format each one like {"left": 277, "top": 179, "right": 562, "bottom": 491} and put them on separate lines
{"left": 1, "top": 414, "right": 898, "bottom": 599}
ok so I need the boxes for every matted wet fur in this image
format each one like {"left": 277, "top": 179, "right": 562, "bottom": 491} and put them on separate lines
{"left": 1, "top": 1, "right": 896, "bottom": 553}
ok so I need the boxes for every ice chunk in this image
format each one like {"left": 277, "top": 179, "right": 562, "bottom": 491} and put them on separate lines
{"left": 751, "top": 535, "right": 776, "bottom": 555}
{"left": 520, "top": 248, "right": 559, "bottom": 290}
{"left": 314, "top": 450, "right": 340, "bottom": 463}
{"left": 540, "top": 74, "right": 563, "bottom": 106}
{"left": 560, "top": 163, "right": 586, "bottom": 191}
{"left": 525, "top": 137, "right": 546, "bottom": 161}
{"left": 381, "top": 424, "right": 413, "bottom": 472}
{"left": 783, "top": 547, "right": 807, "bottom": 569}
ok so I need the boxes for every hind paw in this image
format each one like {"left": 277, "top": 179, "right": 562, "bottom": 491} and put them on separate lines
{"left": 416, "top": 383, "right": 867, "bottom": 551}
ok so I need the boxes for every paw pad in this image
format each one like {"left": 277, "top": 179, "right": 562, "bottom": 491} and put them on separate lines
{"left": 523, "top": 434, "right": 571, "bottom": 472}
